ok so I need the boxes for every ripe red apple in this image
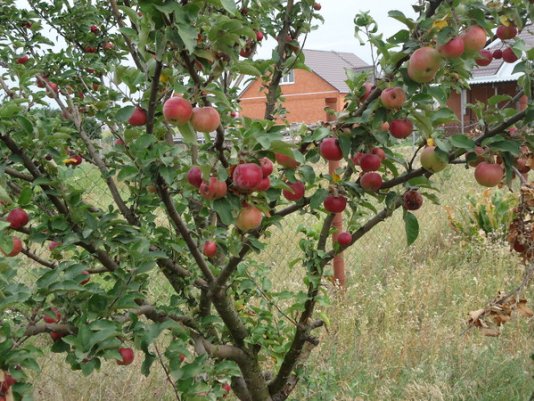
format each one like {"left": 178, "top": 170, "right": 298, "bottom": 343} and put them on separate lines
{"left": 16, "top": 54, "right": 30, "bottom": 64}
{"left": 474, "top": 162, "right": 503, "bottom": 187}
{"left": 46, "top": 82, "right": 59, "bottom": 98}
{"left": 128, "top": 107, "right": 147, "bottom": 126}
{"left": 259, "top": 157, "right": 273, "bottom": 177}
{"left": 438, "top": 36, "right": 465, "bottom": 58}
{"left": 80, "top": 271, "right": 90, "bottom": 285}
{"left": 199, "top": 177, "right": 227, "bottom": 200}
{"left": 515, "top": 158, "right": 530, "bottom": 174}
{"left": 203, "top": 241, "right": 217, "bottom": 257}
{"left": 319, "top": 138, "right": 343, "bottom": 161}
{"left": 223, "top": 383, "right": 232, "bottom": 393}
{"left": 236, "top": 206, "right": 263, "bottom": 231}
{"left": 254, "top": 177, "right": 270, "bottom": 191}
{"left": 518, "top": 95, "right": 528, "bottom": 111}
{"left": 407, "top": 47, "right": 442, "bottom": 83}
{"left": 352, "top": 151, "right": 365, "bottom": 166}
{"left": 313, "top": 2, "right": 321, "bottom": 10}
{"left": 256, "top": 31, "right": 264, "bottom": 41}
{"left": 492, "top": 49, "right": 503, "bottom": 59}
{"left": 163, "top": 96, "right": 193, "bottom": 125}
{"left": 84, "top": 46, "right": 97, "bottom": 53}
{"left": 496, "top": 24, "right": 517, "bottom": 40}
{"left": 502, "top": 47, "right": 518, "bottom": 63}
{"left": 360, "top": 154, "right": 381, "bottom": 172}
{"left": 475, "top": 49, "right": 493, "bottom": 66}
{"left": 1, "top": 372, "right": 16, "bottom": 394}
{"left": 336, "top": 231, "right": 351, "bottom": 246}
{"left": 187, "top": 167, "right": 203, "bottom": 188}
{"left": 0, "top": 236, "right": 22, "bottom": 257}
{"left": 380, "top": 121, "right": 390, "bottom": 131}
{"left": 114, "top": 138, "right": 125, "bottom": 146}
{"left": 6, "top": 207, "right": 29, "bottom": 229}
{"left": 371, "top": 147, "right": 386, "bottom": 162}
{"left": 50, "top": 332, "right": 65, "bottom": 342}
{"left": 389, "top": 119, "right": 413, "bottom": 139}
{"left": 420, "top": 146, "right": 447, "bottom": 173}
{"left": 240, "top": 45, "right": 254, "bottom": 58}
{"left": 48, "top": 241, "right": 61, "bottom": 251}
{"left": 323, "top": 195, "right": 347, "bottom": 213}
{"left": 43, "top": 307, "right": 61, "bottom": 324}
{"left": 103, "top": 42, "right": 114, "bottom": 50}
{"left": 461, "top": 25, "right": 487, "bottom": 53}
{"left": 117, "top": 347, "right": 135, "bottom": 366}
{"left": 282, "top": 181, "right": 305, "bottom": 201}
{"left": 360, "top": 172, "right": 382, "bottom": 192}
{"left": 275, "top": 153, "right": 299, "bottom": 169}
{"left": 361, "top": 82, "right": 374, "bottom": 102}
{"left": 191, "top": 107, "right": 221, "bottom": 133}
{"left": 403, "top": 190, "right": 423, "bottom": 210}
{"left": 64, "top": 155, "right": 83, "bottom": 166}
{"left": 233, "top": 163, "right": 263, "bottom": 193}
{"left": 90, "top": 25, "right": 99, "bottom": 33}
{"left": 380, "top": 87, "right": 406, "bottom": 109}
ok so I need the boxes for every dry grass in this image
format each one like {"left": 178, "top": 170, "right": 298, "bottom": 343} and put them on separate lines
{"left": 28, "top": 162, "right": 534, "bottom": 401}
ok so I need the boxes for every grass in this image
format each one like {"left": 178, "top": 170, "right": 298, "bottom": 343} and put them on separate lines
{"left": 27, "top": 161, "right": 534, "bottom": 401}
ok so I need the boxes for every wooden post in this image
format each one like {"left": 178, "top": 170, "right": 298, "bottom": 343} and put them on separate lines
{"left": 326, "top": 107, "right": 345, "bottom": 288}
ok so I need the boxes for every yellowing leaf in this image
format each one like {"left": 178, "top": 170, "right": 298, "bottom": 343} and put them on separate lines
{"left": 331, "top": 172, "right": 341, "bottom": 183}
{"left": 481, "top": 327, "right": 500, "bottom": 337}
{"left": 499, "top": 15, "right": 513, "bottom": 26}
{"left": 426, "top": 138, "right": 435, "bottom": 147}
{"left": 432, "top": 17, "right": 449, "bottom": 31}
{"left": 516, "top": 299, "right": 534, "bottom": 318}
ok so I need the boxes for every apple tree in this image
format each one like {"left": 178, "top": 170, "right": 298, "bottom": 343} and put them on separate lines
{"left": 0, "top": 0, "right": 533, "bottom": 400}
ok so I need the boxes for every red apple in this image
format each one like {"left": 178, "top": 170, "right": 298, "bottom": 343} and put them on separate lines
{"left": 223, "top": 383, "right": 232, "bottom": 393}
{"left": 80, "top": 271, "right": 90, "bottom": 285}
{"left": 407, "top": 47, "right": 442, "bottom": 83}
{"left": 360, "top": 154, "right": 381, "bottom": 172}
{"left": 46, "top": 82, "right": 59, "bottom": 98}
{"left": 313, "top": 2, "right": 321, "bottom": 10}
{"left": 502, "top": 47, "right": 518, "bottom": 63}
{"left": 438, "top": 36, "right": 465, "bottom": 58}
{"left": 389, "top": 119, "right": 413, "bottom": 139}
{"left": 50, "top": 332, "right": 65, "bottom": 342}
{"left": 236, "top": 206, "right": 263, "bottom": 231}
{"left": 48, "top": 241, "right": 61, "bottom": 251}
{"left": 371, "top": 147, "right": 386, "bottom": 162}
{"left": 103, "top": 42, "right": 114, "bottom": 50}
{"left": 360, "top": 172, "right": 382, "bottom": 192}
{"left": 6, "top": 208, "right": 29, "bottom": 229}
{"left": 187, "top": 167, "right": 203, "bottom": 188}
{"left": 16, "top": 54, "right": 30, "bottom": 64}
{"left": 352, "top": 151, "right": 365, "bottom": 166}
{"left": 191, "top": 107, "right": 221, "bottom": 133}
{"left": 518, "top": 95, "right": 528, "bottom": 111}
{"left": 84, "top": 46, "right": 97, "bottom": 53}
{"left": 114, "top": 138, "right": 125, "bottom": 146}
{"left": 275, "top": 153, "right": 299, "bottom": 169}
{"left": 282, "top": 181, "right": 305, "bottom": 201}
{"left": 403, "top": 190, "right": 423, "bottom": 210}
{"left": 90, "top": 25, "right": 99, "bottom": 33}
{"left": 1, "top": 237, "right": 22, "bottom": 257}
{"left": 474, "top": 162, "right": 503, "bottom": 187}
{"left": 461, "top": 25, "right": 487, "bottom": 53}
{"left": 233, "top": 163, "right": 263, "bottom": 193}
{"left": 240, "top": 45, "right": 254, "bottom": 58}
{"left": 199, "top": 177, "right": 227, "bottom": 200}
{"left": 254, "top": 177, "right": 271, "bottom": 191}
{"left": 163, "top": 96, "right": 193, "bottom": 125}
{"left": 361, "top": 82, "right": 374, "bottom": 102}
{"left": 492, "top": 49, "right": 503, "bottom": 59}
{"left": 259, "top": 157, "right": 273, "bottom": 177}
{"left": 43, "top": 307, "right": 61, "bottom": 324}
{"left": 496, "top": 24, "right": 517, "bottom": 40}
{"left": 380, "top": 87, "right": 406, "bottom": 109}
{"left": 203, "top": 241, "right": 217, "bottom": 257}
{"left": 128, "top": 107, "right": 147, "bottom": 126}
{"left": 117, "top": 347, "right": 135, "bottom": 366}
{"left": 380, "top": 121, "right": 390, "bottom": 131}
{"left": 420, "top": 146, "right": 447, "bottom": 173}
{"left": 319, "top": 138, "right": 343, "bottom": 161}
{"left": 336, "top": 231, "right": 352, "bottom": 246}
{"left": 64, "top": 155, "right": 83, "bottom": 166}
{"left": 256, "top": 31, "right": 264, "bottom": 41}
{"left": 475, "top": 49, "right": 493, "bottom": 66}
{"left": 323, "top": 195, "right": 347, "bottom": 213}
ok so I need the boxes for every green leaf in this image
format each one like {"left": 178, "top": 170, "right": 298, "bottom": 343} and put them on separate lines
{"left": 488, "top": 140, "right": 520, "bottom": 156}
{"left": 403, "top": 210, "right": 419, "bottom": 246}
{"left": 449, "top": 135, "right": 475, "bottom": 150}
{"left": 387, "top": 10, "right": 415, "bottom": 29}
{"left": 116, "top": 106, "right": 135, "bottom": 123}
{"left": 219, "top": 0, "right": 237, "bottom": 14}
{"left": 309, "top": 188, "right": 328, "bottom": 210}
{"left": 213, "top": 197, "right": 235, "bottom": 226}
{"left": 234, "top": 61, "right": 261, "bottom": 77}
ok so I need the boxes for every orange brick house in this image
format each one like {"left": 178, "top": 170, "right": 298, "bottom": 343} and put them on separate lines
{"left": 239, "top": 49, "right": 371, "bottom": 124}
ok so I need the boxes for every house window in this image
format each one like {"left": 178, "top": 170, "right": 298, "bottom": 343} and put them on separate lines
{"left": 280, "top": 70, "right": 295, "bottom": 85}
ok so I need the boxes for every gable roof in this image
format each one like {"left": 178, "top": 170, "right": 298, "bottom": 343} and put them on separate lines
{"left": 302, "top": 49, "right": 371, "bottom": 93}
{"left": 469, "top": 24, "right": 533, "bottom": 85}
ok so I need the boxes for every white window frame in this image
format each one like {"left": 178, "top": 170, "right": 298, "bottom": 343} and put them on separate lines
{"left": 280, "top": 70, "right": 295, "bottom": 85}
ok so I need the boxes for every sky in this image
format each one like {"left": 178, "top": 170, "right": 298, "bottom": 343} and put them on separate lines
{"left": 255, "top": 0, "right": 419, "bottom": 63}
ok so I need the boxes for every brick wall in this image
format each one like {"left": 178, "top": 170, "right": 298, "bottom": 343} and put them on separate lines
{"left": 239, "top": 68, "right": 345, "bottom": 124}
